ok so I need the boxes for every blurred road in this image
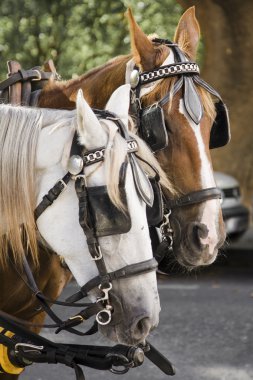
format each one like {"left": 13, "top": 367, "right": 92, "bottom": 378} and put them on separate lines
{"left": 20, "top": 231, "right": 253, "bottom": 380}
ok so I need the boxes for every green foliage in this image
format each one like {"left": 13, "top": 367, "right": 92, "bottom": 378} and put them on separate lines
{"left": 0, "top": 0, "right": 182, "bottom": 79}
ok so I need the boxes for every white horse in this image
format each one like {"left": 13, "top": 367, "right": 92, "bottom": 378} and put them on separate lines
{"left": 0, "top": 84, "right": 171, "bottom": 345}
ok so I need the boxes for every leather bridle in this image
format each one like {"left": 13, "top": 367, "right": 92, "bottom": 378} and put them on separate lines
{"left": 33, "top": 110, "right": 158, "bottom": 329}
{"left": 129, "top": 39, "right": 222, "bottom": 254}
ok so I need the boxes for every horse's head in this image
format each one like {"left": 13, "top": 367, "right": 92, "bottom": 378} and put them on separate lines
{"left": 127, "top": 7, "right": 230, "bottom": 269}
{"left": 35, "top": 85, "right": 168, "bottom": 345}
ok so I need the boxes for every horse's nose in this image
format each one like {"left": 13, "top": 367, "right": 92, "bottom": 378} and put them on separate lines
{"left": 131, "top": 316, "right": 153, "bottom": 342}
{"left": 183, "top": 222, "right": 222, "bottom": 266}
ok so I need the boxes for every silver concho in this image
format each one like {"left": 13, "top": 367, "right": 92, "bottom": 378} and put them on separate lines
{"left": 67, "top": 155, "right": 83, "bottom": 175}
{"left": 130, "top": 69, "right": 140, "bottom": 88}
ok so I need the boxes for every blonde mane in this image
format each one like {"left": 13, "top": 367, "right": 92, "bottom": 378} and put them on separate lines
{"left": 0, "top": 105, "right": 42, "bottom": 267}
{"left": 0, "top": 105, "right": 76, "bottom": 268}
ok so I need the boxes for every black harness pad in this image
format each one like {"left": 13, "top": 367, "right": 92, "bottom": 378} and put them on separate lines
{"left": 140, "top": 106, "right": 168, "bottom": 152}
{"left": 146, "top": 177, "right": 163, "bottom": 226}
{"left": 87, "top": 186, "right": 131, "bottom": 237}
{"left": 210, "top": 100, "right": 231, "bottom": 149}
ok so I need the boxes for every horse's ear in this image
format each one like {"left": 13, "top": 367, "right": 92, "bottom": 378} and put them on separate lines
{"left": 105, "top": 84, "right": 130, "bottom": 128}
{"left": 174, "top": 6, "right": 200, "bottom": 60}
{"left": 76, "top": 89, "right": 107, "bottom": 148}
{"left": 126, "top": 8, "right": 156, "bottom": 71}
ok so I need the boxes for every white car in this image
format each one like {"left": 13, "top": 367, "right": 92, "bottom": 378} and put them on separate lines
{"left": 214, "top": 172, "right": 250, "bottom": 239}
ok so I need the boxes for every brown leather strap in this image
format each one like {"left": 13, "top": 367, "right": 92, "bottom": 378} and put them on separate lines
{"left": 166, "top": 187, "right": 222, "bottom": 209}
{"left": 0, "top": 67, "right": 55, "bottom": 92}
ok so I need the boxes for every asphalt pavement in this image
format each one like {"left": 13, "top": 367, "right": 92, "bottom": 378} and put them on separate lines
{"left": 20, "top": 230, "right": 253, "bottom": 380}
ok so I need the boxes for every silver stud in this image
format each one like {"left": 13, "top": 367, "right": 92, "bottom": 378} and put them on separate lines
{"left": 130, "top": 69, "right": 140, "bottom": 88}
{"left": 67, "top": 155, "right": 83, "bottom": 175}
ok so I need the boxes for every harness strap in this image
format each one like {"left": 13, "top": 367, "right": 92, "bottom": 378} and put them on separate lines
{"left": 34, "top": 172, "right": 72, "bottom": 220}
{"left": 0, "top": 311, "right": 147, "bottom": 378}
{"left": 166, "top": 187, "right": 222, "bottom": 209}
{"left": 142, "top": 341, "right": 176, "bottom": 376}
{"left": 67, "top": 258, "right": 158, "bottom": 303}
{"left": 12, "top": 255, "right": 99, "bottom": 336}
{"left": 0, "top": 69, "right": 56, "bottom": 91}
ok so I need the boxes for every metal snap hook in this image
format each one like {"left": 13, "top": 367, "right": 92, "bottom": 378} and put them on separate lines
{"left": 97, "top": 282, "right": 112, "bottom": 302}
{"left": 160, "top": 210, "right": 174, "bottom": 246}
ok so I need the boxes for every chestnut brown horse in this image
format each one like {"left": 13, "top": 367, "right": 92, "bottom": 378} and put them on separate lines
{"left": 38, "top": 7, "right": 226, "bottom": 268}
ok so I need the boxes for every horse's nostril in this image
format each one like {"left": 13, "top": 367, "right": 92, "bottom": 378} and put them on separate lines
{"left": 194, "top": 223, "right": 208, "bottom": 239}
{"left": 187, "top": 222, "right": 209, "bottom": 250}
{"left": 132, "top": 317, "right": 151, "bottom": 341}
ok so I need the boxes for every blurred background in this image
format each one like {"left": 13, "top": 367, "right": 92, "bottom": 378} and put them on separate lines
{"left": 0, "top": 1, "right": 252, "bottom": 379}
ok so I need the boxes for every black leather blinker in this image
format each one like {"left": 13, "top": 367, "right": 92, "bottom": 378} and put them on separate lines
{"left": 146, "top": 177, "right": 163, "bottom": 226}
{"left": 210, "top": 100, "right": 231, "bottom": 149}
{"left": 140, "top": 106, "right": 168, "bottom": 152}
{"left": 87, "top": 185, "right": 131, "bottom": 237}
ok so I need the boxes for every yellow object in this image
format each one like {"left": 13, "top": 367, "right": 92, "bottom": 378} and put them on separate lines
{"left": 0, "top": 327, "right": 24, "bottom": 374}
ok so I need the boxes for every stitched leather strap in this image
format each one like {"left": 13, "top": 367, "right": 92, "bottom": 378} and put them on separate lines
{"left": 166, "top": 187, "right": 222, "bottom": 209}
{"left": 67, "top": 258, "right": 158, "bottom": 303}
{"left": 34, "top": 172, "right": 72, "bottom": 220}
{"left": 0, "top": 70, "right": 56, "bottom": 91}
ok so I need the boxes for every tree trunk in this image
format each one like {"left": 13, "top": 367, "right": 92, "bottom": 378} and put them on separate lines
{"left": 177, "top": 0, "right": 253, "bottom": 207}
